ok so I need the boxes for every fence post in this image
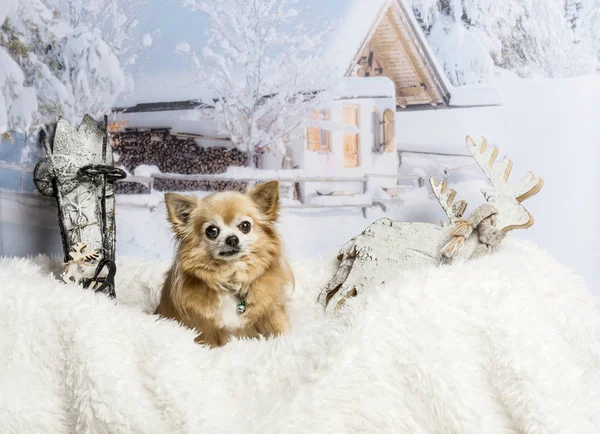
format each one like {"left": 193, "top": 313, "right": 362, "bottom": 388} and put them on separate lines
{"left": 149, "top": 176, "right": 154, "bottom": 194}
{"left": 362, "top": 175, "right": 369, "bottom": 219}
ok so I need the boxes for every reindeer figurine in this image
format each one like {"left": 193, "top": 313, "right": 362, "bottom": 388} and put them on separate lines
{"left": 318, "top": 136, "right": 544, "bottom": 315}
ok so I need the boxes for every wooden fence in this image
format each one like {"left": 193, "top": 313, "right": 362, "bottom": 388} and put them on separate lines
{"left": 116, "top": 171, "right": 449, "bottom": 217}
{"left": 0, "top": 161, "right": 453, "bottom": 217}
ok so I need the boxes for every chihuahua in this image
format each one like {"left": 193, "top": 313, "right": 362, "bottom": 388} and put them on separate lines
{"left": 155, "top": 181, "right": 293, "bottom": 348}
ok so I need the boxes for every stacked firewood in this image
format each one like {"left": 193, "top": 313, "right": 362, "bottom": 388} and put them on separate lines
{"left": 111, "top": 130, "right": 248, "bottom": 194}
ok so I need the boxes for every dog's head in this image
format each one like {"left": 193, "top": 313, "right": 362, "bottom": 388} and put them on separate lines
{"left": 164, "top": 181, "right": 282, "bottom": 274}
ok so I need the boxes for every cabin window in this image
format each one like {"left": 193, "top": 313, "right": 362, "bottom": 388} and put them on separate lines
{"left": 307, "top": 109, "right": 331, "bottom": 152}
{"left": 382, "top": 108, "right": 395, "bottom": 152}
{"left": 372, "top": 110, "right": 382, "bottom": 152}
{"left": 343, "top": 105, "right": 360, "bottom": 168}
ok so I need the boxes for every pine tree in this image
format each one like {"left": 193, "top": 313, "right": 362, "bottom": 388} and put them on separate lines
{"left": 407, "top": 0, "right": 600, "bottom": 84}
{"left": 0, "top": 0, "right": 148, "bottom": 134}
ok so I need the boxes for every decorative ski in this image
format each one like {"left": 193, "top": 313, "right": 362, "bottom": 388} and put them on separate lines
{"left": 318, "top": 136, "right": 544, "bottom": 315}
{"left": 34, "top": 115, "right": 126, "bottom": 298}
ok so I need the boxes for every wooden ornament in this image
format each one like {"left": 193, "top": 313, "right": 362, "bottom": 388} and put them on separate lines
{"left": 318, "top": 136, "right": 543, "bottom": 315}
{"left": 34, "top": 115, "right": 126, "bottom": 298}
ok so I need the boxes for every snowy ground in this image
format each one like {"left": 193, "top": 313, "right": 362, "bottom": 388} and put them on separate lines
{"left": 1, "top": 74, "right": 599, "bottom": 295}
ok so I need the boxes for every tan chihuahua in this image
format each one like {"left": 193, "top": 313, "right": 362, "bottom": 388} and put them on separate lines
{"left": 155, "top": 181, "right": 293, "bottom": 348}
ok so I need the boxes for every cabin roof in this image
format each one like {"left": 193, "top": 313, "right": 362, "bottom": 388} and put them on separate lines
{"left": 328, "top": 0, "right": 491, "bottom": 110}
{"left": 356, "top": 1, "right": 448, "bottom": 108}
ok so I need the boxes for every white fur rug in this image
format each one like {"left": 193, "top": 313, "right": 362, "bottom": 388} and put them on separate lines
{"left": 0, "top": 240, "right": 599, "bottom": 434}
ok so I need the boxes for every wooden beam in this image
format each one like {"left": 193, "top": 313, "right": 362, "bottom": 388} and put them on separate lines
{"left": 367, "top": 42, "right": 401, "bottom": 92}
{"left": 394, "top": 0, "right": 451, "bottom": 104}
{"left": 345, "top": 2, "right": 392, "bottom": 76}
{"left": 385, "top": 9, "right": 438, "bottom": 105}
{"left": 365, "top": 51, "right": 375, "bottom": 76}
{"left": 396, "top": 97, "right": 407, "bottom": 109}
{"left": 370, "top": 24, "right": 428, "bottom": 105}
{"left": 396, "top": 85, "right": 426, "bottom": 98}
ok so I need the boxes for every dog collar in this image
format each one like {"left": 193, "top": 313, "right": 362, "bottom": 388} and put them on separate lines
{"left": 236, "top": 297, "right": 246, "bottom": 314}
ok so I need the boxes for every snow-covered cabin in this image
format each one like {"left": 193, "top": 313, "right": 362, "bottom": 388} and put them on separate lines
{"left": 112, "top": 0, "right": 500, "bottom": 197}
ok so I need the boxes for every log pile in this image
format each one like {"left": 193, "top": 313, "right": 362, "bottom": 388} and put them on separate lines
{"left": 111, "top": 129, "right": 248, "bottom": 194}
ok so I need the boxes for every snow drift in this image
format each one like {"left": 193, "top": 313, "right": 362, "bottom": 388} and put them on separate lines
{"left": 1, "top": 240, "right": 599, "bottom": 433}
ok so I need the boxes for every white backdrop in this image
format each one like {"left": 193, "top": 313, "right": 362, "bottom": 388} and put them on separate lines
{"left": 397, "top": 74, "right": 600, "bottom": 292}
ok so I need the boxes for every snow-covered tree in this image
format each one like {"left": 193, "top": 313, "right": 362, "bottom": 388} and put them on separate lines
{"left": 408, "top": 0, "right": 600, "bottom": 85}
{"left": 0, "top": 0, "right": 148, "bottom": 134}
{"left": 180, "top": 0, "right": 337, "bottom": 168}
{"left": 42, "top": 0, "right": 143, "bottom": 56}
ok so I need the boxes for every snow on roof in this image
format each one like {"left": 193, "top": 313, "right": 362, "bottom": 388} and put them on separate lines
{"left": 336, "top": 76, "right": 395, "bottom": 98}
{"left": 112, "top": 109, "right": 226, "bottom": 138}
{"left": 117, "top": 70, "right": 211, "bottom": 107}
{"left": 116, "top": 76, "right": 396, "bottom": 116}
{"left": 326, "top": 0, "right": 388, "bottom": 76}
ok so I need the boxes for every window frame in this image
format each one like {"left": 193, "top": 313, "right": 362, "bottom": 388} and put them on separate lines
{"left": 382, "top": 108, "right": 395, "bottom": 152}
{"left": 343, "top": 104, "right": 360, "bottom": 168}
{"left": 307, "top": 109, "right": 331, "bottom": 152}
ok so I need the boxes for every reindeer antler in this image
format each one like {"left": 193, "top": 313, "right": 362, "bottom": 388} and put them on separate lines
{"left": 429, "top": 178, "right": 467, "bottom": 222}
{"left": 68, "top": 242, "right": 100, "bottom": 263}
{"left": 466, "top": 136, "right": 543, "bottom": 232}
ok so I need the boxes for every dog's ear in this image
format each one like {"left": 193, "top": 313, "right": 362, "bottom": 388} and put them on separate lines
{"left": 249, "top": 180, "right": 279, "bottom": 221}
{"left": 165, "top": 193, "right": 198, "bottom": 236}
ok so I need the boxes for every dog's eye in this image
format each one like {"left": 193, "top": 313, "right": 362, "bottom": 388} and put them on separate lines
{"left": 238, "top": 221, "right": 251, "bottom": 234}
{"left": 205, "top": 225, "right": 220, "bottom": 239}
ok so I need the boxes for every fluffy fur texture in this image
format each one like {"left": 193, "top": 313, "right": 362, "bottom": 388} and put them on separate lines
{"left": 1, "top": 240, "right": 600, "bottom": 433}
{"left": 155, "top": 181, "right": 293, "bottom": 347}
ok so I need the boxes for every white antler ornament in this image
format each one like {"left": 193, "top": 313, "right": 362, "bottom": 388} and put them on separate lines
{"left": 465, "top": 136, "right": 543, "bottom": 232}
{"left": 319, "top": 136, "right": 543, "bottom": 315}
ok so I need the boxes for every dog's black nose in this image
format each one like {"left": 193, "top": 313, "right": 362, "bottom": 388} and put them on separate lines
{"left": 225, "top": 235, "right": 239, "bottom": 247}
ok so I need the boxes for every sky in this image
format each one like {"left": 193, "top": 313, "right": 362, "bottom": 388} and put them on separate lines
{"left": 129, "top": 0, "right": 349, "bottom": 76}
{"left": 116, "top": 0, "right": 354, "bottom": 106}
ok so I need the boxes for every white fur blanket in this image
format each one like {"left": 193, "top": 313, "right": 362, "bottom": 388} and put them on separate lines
{"left": 0, "top": 240, "right": 599, "bottom": 434}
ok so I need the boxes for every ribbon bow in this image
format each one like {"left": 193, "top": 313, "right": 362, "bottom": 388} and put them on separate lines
{"left": 441, "top": 204, "right": 506, "bottom": 260}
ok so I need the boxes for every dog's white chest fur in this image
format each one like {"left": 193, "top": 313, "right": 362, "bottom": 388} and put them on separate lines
{"left": 217, "top": 292, "right": 245, "bottom": 330}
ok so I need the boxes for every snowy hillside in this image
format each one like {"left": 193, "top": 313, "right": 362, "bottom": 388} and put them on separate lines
{"left": 407, "top": 0, "right": 600, "bottom": 85}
